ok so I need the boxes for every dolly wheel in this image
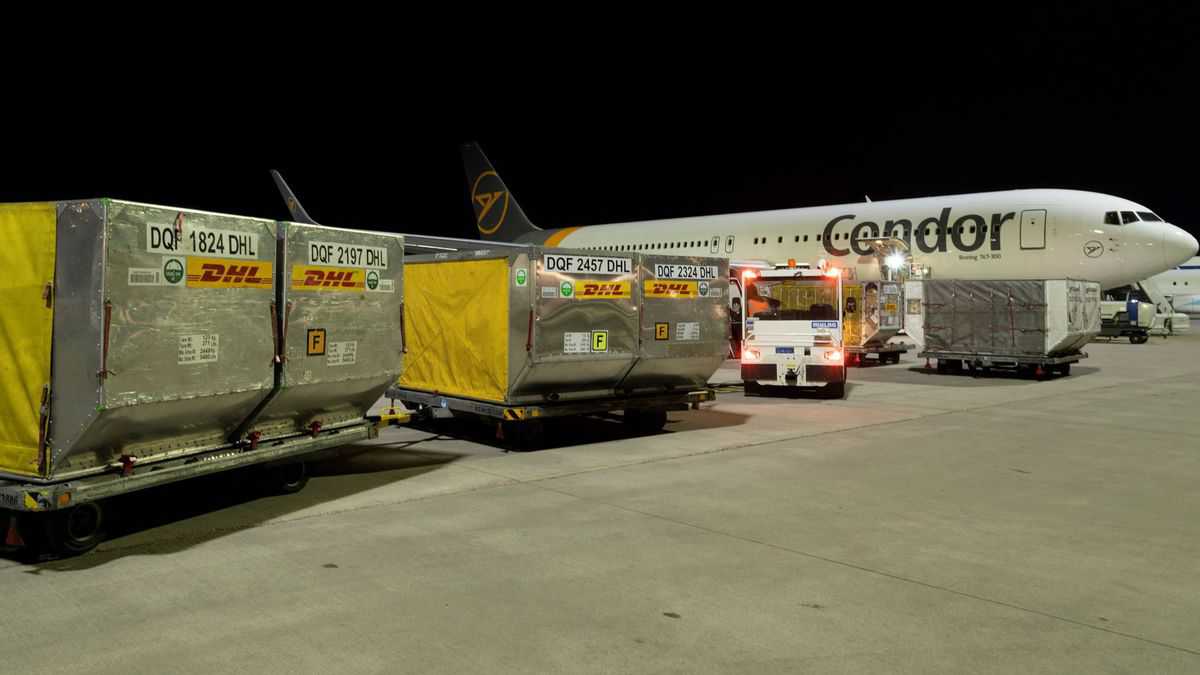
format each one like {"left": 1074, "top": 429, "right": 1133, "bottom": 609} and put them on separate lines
{"left": 625, "top": 409, "right": 668, "bottom": 433}
{"left": 270, "top": 461, "right": 310, "bottom": 495}
{"left": 43, "top": 502, "right": 105, "bottom": 556}
{"left": 502, "top": 420, "right": 546, "bottom": 451}
{"left": 1130, "top": 334, "right": 1149, "bottom": 344}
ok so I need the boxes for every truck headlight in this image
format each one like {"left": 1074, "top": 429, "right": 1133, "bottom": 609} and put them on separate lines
{"left": 823, "top": 350, "right": 843, "bottom": 363}
{"left": 742, "top": 349, "right": 761, "bottom": 362}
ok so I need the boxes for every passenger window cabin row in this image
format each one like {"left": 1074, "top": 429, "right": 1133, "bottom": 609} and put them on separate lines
{"left": 577, "top": 209, "right": 1166, "bottom": 252}
{"left": 582, "top": 239, "right": 711, "bottom": 252}
{"left": 581, "top": 220, "right": 1003, "bottom": 252}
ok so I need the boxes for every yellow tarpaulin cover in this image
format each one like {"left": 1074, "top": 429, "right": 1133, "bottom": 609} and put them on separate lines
{"left": 0, "top": 203, "right": 56, "bottom": 477}
{"left": 398, "top": 259, "right": 509, "bottom": 403}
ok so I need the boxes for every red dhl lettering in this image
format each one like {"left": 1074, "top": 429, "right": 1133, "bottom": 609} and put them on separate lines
{"left": 303, "top": 269, "right": 361, "bottom": 288}
{"left": 195, "top": 263, "right": 270, "bottom": 285}
{"left": 290, "top": 265, "right": 365, "bottom": 292}
{"left": 644, "top": 280, "right": 699, "bottom": 298}
{"left": 186, "top": 258, "right": 274, "bottom": 288}
{"left": 580, "top": 282, "right": 626, "bottom": 297}
{"left": 650, "top": 282, "right": 695, "bottom": 296}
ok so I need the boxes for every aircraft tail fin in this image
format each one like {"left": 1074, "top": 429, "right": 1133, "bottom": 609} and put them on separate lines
{"left": 270, "top": 170, "right": 319, "bottom": 224}
{"left": 460, "top": 142, "right": 540, "bottom": 241}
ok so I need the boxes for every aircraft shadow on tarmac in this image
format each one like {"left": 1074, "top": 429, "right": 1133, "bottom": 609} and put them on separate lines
{"left": 4, "top": 436, "right": 468, "bottom": 571}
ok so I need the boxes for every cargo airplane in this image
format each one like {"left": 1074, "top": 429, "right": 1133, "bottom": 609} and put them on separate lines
{"left": 460, "top": 144, "right": 1198, "bottom": 291}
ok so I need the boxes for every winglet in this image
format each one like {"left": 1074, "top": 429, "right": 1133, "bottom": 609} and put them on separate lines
{"left": 270, "top": 170, "right": 319, "bottom": 224}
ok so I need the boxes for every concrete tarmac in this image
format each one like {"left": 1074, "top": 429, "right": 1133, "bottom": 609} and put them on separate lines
{"left": 2, "top": 335, "right": 1198, "bottom": 673}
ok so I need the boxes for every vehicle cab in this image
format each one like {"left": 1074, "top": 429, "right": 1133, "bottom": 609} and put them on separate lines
{"left": 740, "top": 266, "right": 846, "bottom": 397}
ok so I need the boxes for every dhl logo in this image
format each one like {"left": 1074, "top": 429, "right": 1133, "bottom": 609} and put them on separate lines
{"left": 290, "top": 265, "right": 365, "bottom": 292}
{"left": 186, "top": 257, "right": 273, "bottom": 289}
{"left": 644, "top": 280, "right": 699, "bottom": 298}
{"left": 576, "top": 280, "right": 631, "bottom": 299}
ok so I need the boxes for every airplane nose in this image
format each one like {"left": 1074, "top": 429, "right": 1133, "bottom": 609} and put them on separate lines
{"left": 1163, "top": 224, "right": 1199, "bottom": 267}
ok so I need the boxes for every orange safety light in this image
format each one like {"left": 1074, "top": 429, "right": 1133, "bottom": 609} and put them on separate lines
{"left": 742, "top": 269, "right": 757, "bottom": 281}
{"left": 787, "top": 258, "right": 797, "bottom": 268}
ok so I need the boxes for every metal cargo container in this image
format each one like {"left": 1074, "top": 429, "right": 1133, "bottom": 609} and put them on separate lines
{"left": 0, "top": 201, "right": 405, "bottom": 556}
{"left": 904, "top": 279, "right": 1101, "bottom": 357}
{"left": 842, "top": 280, "right": 903, "bottom": 349}
{"left": 840, "top": 278, "right": 906, "bottom": 367}
{"left": 397, "top": 247, "right": 639, "bottom": 403}
{"left": 248, "top": 222, "right": 405, "bottom": 437}
{"left": 620, "top": 254, "right": 729, "bottom": 392}
{"left": 0, "top": 200, "right": 279, "bottom": 481}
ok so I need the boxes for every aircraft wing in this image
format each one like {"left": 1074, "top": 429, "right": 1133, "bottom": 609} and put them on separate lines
{"left": 401, "top": 233, "right": 527, "bottom": 253}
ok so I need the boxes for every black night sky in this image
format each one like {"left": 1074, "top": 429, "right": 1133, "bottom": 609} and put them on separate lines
{"left": 3, "top": 6, "right": 1196, "bottom": 242}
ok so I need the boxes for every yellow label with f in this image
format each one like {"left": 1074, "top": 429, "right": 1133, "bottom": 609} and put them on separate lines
{"left": 186, "top": 257, "right": 273, "bottom": 289}
{"left": 644, "top": 280, "right": 699, "bottom": 298}
{"left": 291, "top": 265, "right": 365, "bottom": 292}
{"left": 575, "top": 280, "right": 631, "bottom": 299}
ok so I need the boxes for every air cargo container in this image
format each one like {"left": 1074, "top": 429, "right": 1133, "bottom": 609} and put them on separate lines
{"left": 904, "top": 278, "right": 1100, "bottom": 377}
{"left": 841, "top": 279, "right": 906, "bottom": 365}
{"left": 0, "top": 200, "right": 403, "bottom": 555}
{"left": 388, "top": 247, "right": 717, "bottom": 446}
{"left": 248, "top": 221, "right": 405, "bottom": 437}
{"left": 620, "top": 254, "right": 729, "bottom": 392}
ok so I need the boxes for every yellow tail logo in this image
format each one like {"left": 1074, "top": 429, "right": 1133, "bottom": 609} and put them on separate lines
{"left": 474, "top": 191, "right": 505, "bottom": 223}
{"left": 471, "top": 170, "right": 510, "bottom": 234}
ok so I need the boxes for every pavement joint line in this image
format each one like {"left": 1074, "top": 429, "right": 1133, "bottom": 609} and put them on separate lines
{"left": 527, "top": 481, "right": 1200, "bottom": 659}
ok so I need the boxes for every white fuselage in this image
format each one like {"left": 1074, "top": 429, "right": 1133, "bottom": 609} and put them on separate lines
{"left": 1145, "top": 257, "right": 1200, "bottom": 316}
{"left": 531, "top": 189, "right": 1197, "bottom": 290}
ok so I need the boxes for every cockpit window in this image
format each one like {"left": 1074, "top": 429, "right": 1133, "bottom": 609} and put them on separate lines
{"left": 1138, "top": 211, "right": 1163, "bottom": 222}
{"left": 1120, "top": 211, "right": 1139, "bottom": 224}
{"left": 1104, "top": 211, "right": 1120, "bottom": 225}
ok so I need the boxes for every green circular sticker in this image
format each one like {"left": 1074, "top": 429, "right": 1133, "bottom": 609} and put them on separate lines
{"left": 560, "top": 281, "right": 573, "bottom": 298}
{"left": 366, "top": 269, "right": 380, "bottom": 290}
{"left": 163, "top": 258, "right": 184, "bottom": 284}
